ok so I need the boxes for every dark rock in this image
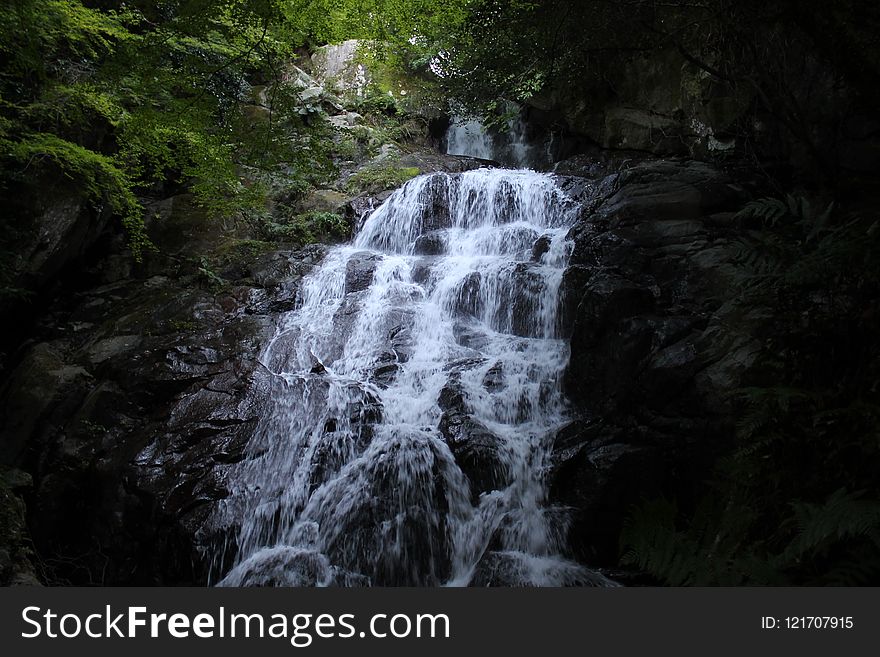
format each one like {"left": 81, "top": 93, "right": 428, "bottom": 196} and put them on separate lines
{"left": 549, "top": 428, "right": 662, "bottom": 565}
{"left": 345, "top": 196, "right": 379, "bottom": 234}
{"left": 309, "top": 419, "right": 375, "bottom": 493}
{"left": 220, "top": 547, "right": 333, "bottom": 587}
{"left": 437, "top": 378, "right": 508, "bottom": 499}
{"left": 6, "top": 178, "right": 111, "bottom": 296}
{"left": 389, "top": 324, "right": 414, "bottom": 363}
{"left": 412, "top": 231, "right": 446, "bottom": 255}
{"left": 0, "top": 343, "right": 94, "bottom": 464}
{"left": 318, "top": 433, "right": 455, "bottom": 585}
{"left": 410, "top": 261, "right": 433, "bottom": 285}
{"left": 0, "top": 222, "right": 316, "bottom": 585}
{"left": 327, "top": 567, "right": 372, "bottom": 587}
{"left": 439, "top": 412, "right": 508, "bottom": 500}
{"left": 418, "top": 175, "right": 456, "bottom": 233}
{"left": 506, "top": 263, "right": 555, "bottom": 337}
{"left": 531, "top": 234, "right": 552, "bottom": 261}
{"left": 553, "top": 157, "right": 771, "bottom": 569}
{"left": 452, "top": 272, "right": 482, "bottom": 318}
{"left": 569, "top": 271, "right": 656, "bottom": 349}
{"left": 344, "top": 251, "right": 382, "bottom": 294}
{"left": 452, "top": 320, "right": 491, "bottom": 352}
{"left": 469, "top": 550, "right": 614, "bottom": 587}
{"left": 482, "top": 362, "right": 505, "bottom": 392}
{"left": 597, "top": 160, "right": 748, "bottom": 225}
{"left": 371, "top": 361, "right": 398, "bottom": 388}
{"left": 558, "top": 265, "right": 594, "bottom": 336}
{"left": 469, "top": 551, "right": 535, "bottom": 587}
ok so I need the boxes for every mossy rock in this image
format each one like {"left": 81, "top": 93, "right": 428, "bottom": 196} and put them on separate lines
{"left": 300, "top": 189, "right": 351, "bottom": 214}
{"left": 346, "top": 164, "right": 420, "bottom": 195}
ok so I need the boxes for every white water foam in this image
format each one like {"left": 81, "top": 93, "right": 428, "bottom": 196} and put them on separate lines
{"left": 214, "top": 168, "right": 612, "bottom": 587}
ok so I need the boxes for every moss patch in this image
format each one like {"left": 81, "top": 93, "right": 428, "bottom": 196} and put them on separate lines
{"left": 347, "top": 164, "right": 420, "bottom": 194}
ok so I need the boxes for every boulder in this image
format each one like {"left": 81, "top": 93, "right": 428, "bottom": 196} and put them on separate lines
{"left": 469, "top": 550, "right": 614, "bottom": 587}
{"left": 8, "top": 179, "right": 111, "bottom": 294}
{"left": 310, "top": 40, "right": 370, "bottom": 98}
{"left": 531, "top": 234, "right": 552, "bottom": 261}
{"left": 598, "top": 160, "right": 748, "bottom": 225}
{"left": 312, "top": 433, "right": 456, "bottom": 586}
{"left": 344, "top": 251, "right": 382, "bottom": 294}
{"left": 300, "top": 189, "right": 350, "bottom": 214}
{"left": 437, "top": 379, "right": 509, "bottom": 499}
{"left": 412, "top": 231, "right": 446, "bottom": 256}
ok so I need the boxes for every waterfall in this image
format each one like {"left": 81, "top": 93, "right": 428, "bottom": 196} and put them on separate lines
{"left": 214, "top": 168, "right": 611, "bottom": 587}
{"left": 446, "top": 118, "right": 494, "bottom": 161}
{"left": 445, "top": 114, "right": 550, "bottom": 169}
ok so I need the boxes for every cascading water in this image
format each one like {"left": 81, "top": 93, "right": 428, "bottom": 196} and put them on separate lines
{"left": 214, "top": 168, "right": 612, "bottom": 587}
{"left": 445, "top": 113, "right": 550, "bottom": 169}
{"left": 446, "top": 118, "right": 494, "bottom": 161}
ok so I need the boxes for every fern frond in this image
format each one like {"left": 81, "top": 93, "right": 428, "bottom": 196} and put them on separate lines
{"left": 785, "top": 489, "right": 880, "bottom": 559}
{"left": 735, "top": 197, "right": 789, "bottom": 226}
{"left": 621, "top": 498, "right": 771, "bottom": 585}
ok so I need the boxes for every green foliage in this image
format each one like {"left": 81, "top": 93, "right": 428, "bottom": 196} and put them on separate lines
{"left": 197, "top": 256, "right": 226, "bottom": 289}
{"left": 353, "top": 90, "right": 400, "bottom": 116}
{"left": 2, "top": 132, "right": 151, "bottom": 259}
{"left": 0, "top": 0, "right": 339, "bottom": 280}
{"left": 0, "top": 0, "right": 133, "bottom": 80}
{"left": 249, "top": 209, "right": 348, "bottom": 247}
{"left": 308, "top": 0, "right": 471, "bottom": 47}
{"left": 621, "top": 498, "right": 779, "bottom": 586}
{"left": 787, "top": 490, "right": 880, "bottom": 564}
{"left": 20, "top": 83, "right": 122, "bottom": 133}
{"left": 299, "top": 211, "right": 349, "bottom": 241}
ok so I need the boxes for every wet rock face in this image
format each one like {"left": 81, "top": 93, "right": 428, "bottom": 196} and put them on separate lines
{"left": 598, "top": 160, "right": 749, "bottom": 225}
{"left": 550, "top": 157, "right": 761, "bottom": 566}
{"left": 412, "top": 231, "right": 446, "bottom": 256}
{"left": 318, "top": 436, "right": 456, "bottom": 586}
{"left": 344, "top": 251, "right": 381, "bottom": 293}
{"left": 548, "top": 421, "right": 663, "bottom": 565}
{"left": 5, "top": 178, "right": 111, "bottom": 297}
{"left": 0, "top": 244, "right": 325, "bottom": 585}
{"left": 433, "top": 377, "right": 509, "bottom": 501}
{"left": 468, "top": 549, "right": 615, "bottom": 587}
{"left": 438, "top": 418, "right": 508, "bottom": 501}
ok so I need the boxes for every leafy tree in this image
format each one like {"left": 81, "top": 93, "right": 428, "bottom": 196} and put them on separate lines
{"left": 0, "top": 0, "right": 333, "bottom": 274}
